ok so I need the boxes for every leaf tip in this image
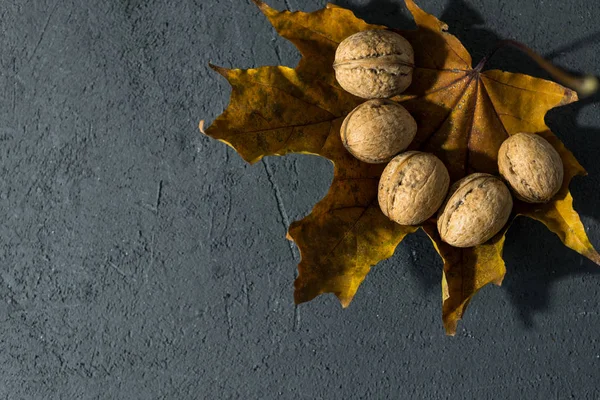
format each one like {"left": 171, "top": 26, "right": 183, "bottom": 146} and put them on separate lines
{"left": 338, "top": 296, "right": 352, "bottom": 308}
{"left": 404, "top": 0, "right": 442, "bottom": 30}
{"left": 252, "top": 0, "right": 277, "bottom": 15}
{"left": 403, "top": 0, "right": 418, "bottom": 11}
{"left": 403, "top": 0, "right": 421, "bottom": 18}
{"left": 286, "top": 231, "right": 293, "bottom": 241}
{"left": 444, "top": 318, "right": 459, "bottom": 336}
{"left": 585, "top": 248, "right": 600, "bottom": 267}
{"left": 559, "top": 88, "right": 579, "bottom": 106}
{"left": 493, "top": 274, "right": 505, "bottom": 286}
{"left": 199, "top": 120, "right": 207, "bottom": 134}
{"left": 208, "top": 63, "right": 230, "bottom": 77}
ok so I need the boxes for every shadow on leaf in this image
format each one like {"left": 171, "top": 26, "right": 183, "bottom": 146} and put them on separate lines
{"left": 339, "top": 0, "right": 600, "bottom": 328}
{"left": 443, "top": 0, "right": 600, "bottom": 328}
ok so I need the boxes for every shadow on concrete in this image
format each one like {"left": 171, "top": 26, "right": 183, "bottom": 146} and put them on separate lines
{"left": 334, "top": 0, "right": 415, "bottom": 29}
{"left": 505, "top": 89, "right": 600, "bottom": 328}
{"left": 545, "top": 30, "right": 600, "bottom": 60}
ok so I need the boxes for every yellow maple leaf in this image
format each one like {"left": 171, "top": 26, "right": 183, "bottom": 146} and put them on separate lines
{"left": 202, "top": 0, "right": 599, "bottom": 335}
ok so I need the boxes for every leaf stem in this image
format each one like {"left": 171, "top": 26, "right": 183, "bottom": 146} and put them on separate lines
{"left": 475, "top": 39, "right": 598, "bottom": 97}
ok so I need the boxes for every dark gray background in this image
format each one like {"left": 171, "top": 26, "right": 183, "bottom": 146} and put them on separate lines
{"left": 1, "top": 0, "right": 600, "bottom": 398}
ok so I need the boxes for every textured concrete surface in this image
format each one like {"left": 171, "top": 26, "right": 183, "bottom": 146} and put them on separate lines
{"left": 1, "top": 0, "right": 600, "bottom": 398}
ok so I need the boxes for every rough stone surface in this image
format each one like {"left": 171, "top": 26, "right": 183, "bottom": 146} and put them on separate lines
{"left": 1, "top": 0, "right": 600, "bottom": 398}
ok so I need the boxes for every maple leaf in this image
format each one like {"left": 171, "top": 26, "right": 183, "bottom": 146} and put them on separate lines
{"left": 202, "top": 0, "right": 599, "bottom": 335}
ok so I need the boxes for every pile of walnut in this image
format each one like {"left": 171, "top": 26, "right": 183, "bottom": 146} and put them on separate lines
{"left": 334, "top": 30, "right": 564, "bottom": 248}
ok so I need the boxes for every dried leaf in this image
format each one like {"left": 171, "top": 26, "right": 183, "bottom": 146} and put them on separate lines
{"left": 422, "top": 223, "right": 508, "bottom": 335}
{"left": 206, "top": 2, "right": 415, "bottom": 307}
{"left": 203, "top": 0, "right": 599, "bottom": 334}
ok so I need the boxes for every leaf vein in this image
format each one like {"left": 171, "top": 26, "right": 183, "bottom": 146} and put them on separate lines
{"left": 323, "top": 199, "right": 377, "bottom": 260}
{"left": 482, "top": 75, "right": 567, "bottom": 97}
{"left": 248, "top": 79, "right": 338, "bottom": 117}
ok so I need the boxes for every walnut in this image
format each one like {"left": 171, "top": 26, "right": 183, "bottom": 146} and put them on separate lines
{"left": 333, "top": 30, "right": 414, "bottom": 99}
{"left": 378, "top": 151, "right": 450, "bottom": 225}
{"left": 498, "top": 132, "right": 564, "bottom": 203}
{"left": 437, "top": 173, "right": 513, "bottom": 248}
{"left": 341, "top": 99, "right": 417, "bottom": 164}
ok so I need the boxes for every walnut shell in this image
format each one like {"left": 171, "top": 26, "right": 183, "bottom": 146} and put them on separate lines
{"left": 437, "top": 173, "right": 513, "bottom": 248}
{"left": 378, "top": 152, "right": 450, "bottom": 225}
{"left": 341, "top": 99, "right": 417, "bottom": 164}
{"left": 333, "top": 30, "right": 414, "bottom": 99}
{"left": 498, "top": 132, "right": 564, "bottom": 203}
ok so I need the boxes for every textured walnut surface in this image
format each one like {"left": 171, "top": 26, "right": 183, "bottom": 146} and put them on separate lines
{"left": 498, "top": 132, "right": 564, "bottom": 203}
{"left": 378, "top": 151, "right": 450, "bottom": 225}
{"left": 341, "top": 99, "right": 417, "bottom": 164}
{"left": 334, "top": 30, "right": 414, "bottom": 99}
{"left": 437, "top": 173, "right": 513, "bottom": 247}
